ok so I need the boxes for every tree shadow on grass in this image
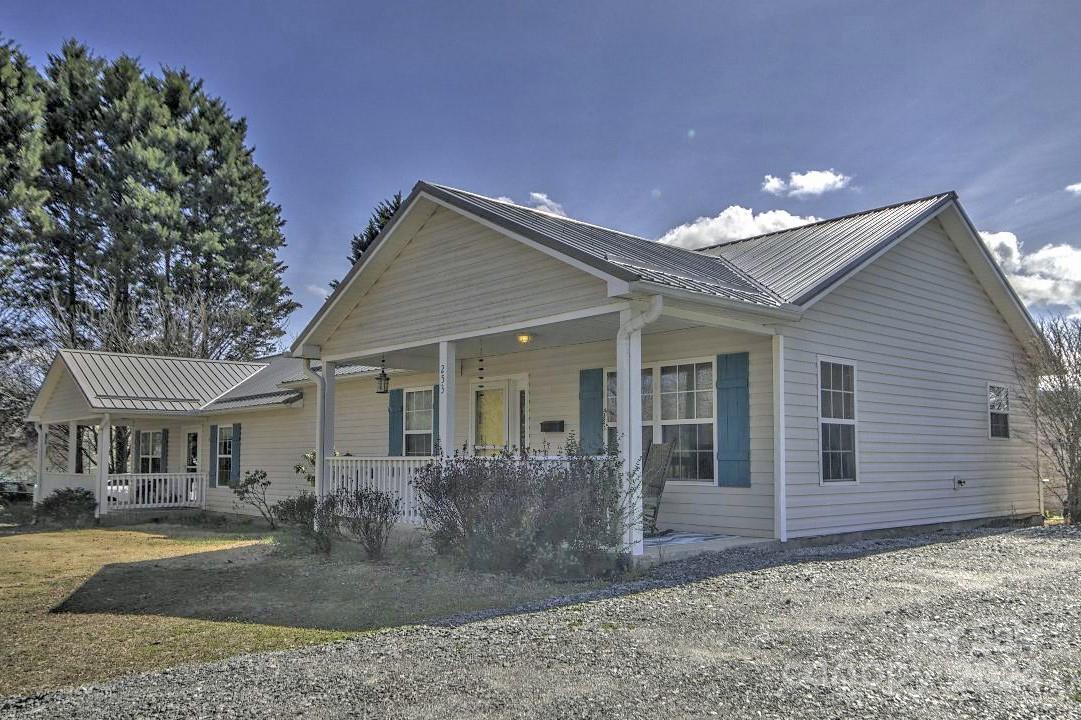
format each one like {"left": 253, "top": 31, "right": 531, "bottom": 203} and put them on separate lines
{"left": 50, "top": 534, "right": 601, "bottom": 632}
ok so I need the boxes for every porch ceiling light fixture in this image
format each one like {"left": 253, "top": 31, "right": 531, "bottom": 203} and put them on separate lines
{"left": 516, "top": 332, "right": 533, "bottom": 345}
{"left": 375, "top": 356, "right": 390, "bottom": 394}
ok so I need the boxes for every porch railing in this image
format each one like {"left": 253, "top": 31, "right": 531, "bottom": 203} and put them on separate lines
{"left": 105, "top": 473, "right": 207, "bottom": 512}
{"left": 325, "top": 456, "right": 433, "bottom": 525}
{"left": 39, "top": 472, "right": 97, "bottom": 499}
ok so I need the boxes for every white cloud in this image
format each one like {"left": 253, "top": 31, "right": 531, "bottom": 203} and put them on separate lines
{"left": 658, "top": 205, "right": 818, "bottom": 249}
{"left": 1065, "top": 182, "right": 1081, "bottom": 196}
{"left": 761, "top": 169, "right": 851, "bottom": 198}
{"left": 761, "top": 174, "right": 787, "bottom": 195}
{"left": 305, "top": 284, "right": 331, "bottom": 300}
{"left": 494, "top": 192, "right": 567, "bottom": 217}
{"left": 527, "top": 192, "right": 566, "bottom": 217}
{"left": 980, "top": 231, "right": 1081, "bottom": 316}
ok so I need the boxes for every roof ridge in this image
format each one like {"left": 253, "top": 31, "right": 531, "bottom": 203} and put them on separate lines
{"left": 60, "top": 348, "right": 267, "bottom": 366}
{"left": 422, "top": 181, "right": 653, "bottom": 243}
{"left": 693, "top": 191, "right": 957, "bottom": 252}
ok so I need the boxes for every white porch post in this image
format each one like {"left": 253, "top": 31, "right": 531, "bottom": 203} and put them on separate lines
{"left": 321, "top": 360, "right": 336, "bottom": 497}
{"left": 772, "top": 334, "right": 788, "bottom": 542}
{"left": 438, "top": 341, "right": 457, "bottom": 456}
{"left": 35, "top": 423, "right": 48, "bottom": 504}
{"left": 616, "top": 309, "right": 645, "bottom": 556}
{"left": 67, "top": 420, "right": 78, "bottom": 474}
{"left": 95, "top": 414, "right": 111, "bottom": 519}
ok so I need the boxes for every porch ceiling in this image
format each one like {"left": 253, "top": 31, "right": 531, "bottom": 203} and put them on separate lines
{"left": 339, "top": 312, "right": 705, "bottom": 369}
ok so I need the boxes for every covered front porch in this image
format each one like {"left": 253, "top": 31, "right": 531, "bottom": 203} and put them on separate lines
{"left": 34, "top": 416, "right": 208, "bottom": 516}
{"left": 304, "top": 297, "right": 787, "bottom": 556}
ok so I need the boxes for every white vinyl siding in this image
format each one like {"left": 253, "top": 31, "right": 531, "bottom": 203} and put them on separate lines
{"left": 779, "top": 219, "right": 1039, "bottom": 538}
{"left": 322, "top": 207, "right": 613, "bottom": 357}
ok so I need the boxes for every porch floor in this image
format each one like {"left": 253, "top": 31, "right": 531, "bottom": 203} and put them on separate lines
{"left": 642, "top": 531, "right": 775, "bottom": 564}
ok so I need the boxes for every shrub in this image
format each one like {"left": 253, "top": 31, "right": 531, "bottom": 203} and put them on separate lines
{"left": 338, "top": 487, "right": 402, "bottom": 560}
{"left": 35, "top": 487, "right": 97, "bottom": 526}
{"left": 231, "top": 469, "right": 276, "bottom": 528}
{"left": 272, "top": 491, "right": 338, "bottom": 554}
{"left": 411, "top": 438, "right": 639, "bottom": 578}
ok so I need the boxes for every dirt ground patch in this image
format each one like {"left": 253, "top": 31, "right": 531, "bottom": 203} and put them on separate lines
{"left": 0, "top": 523, "right": 599, "bottom": 696}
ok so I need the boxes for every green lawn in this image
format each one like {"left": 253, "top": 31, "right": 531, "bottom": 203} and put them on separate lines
{"left": 0, "top": 522, "right": 599, "bottom": 696}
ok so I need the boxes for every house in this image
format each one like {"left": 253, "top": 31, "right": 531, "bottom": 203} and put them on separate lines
{"left": 26, "top": 182, "right": 1043, "bottom": 554}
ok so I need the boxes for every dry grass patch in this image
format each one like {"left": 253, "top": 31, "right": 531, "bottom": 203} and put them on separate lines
{"left": 0, "top": 523, "right": 599, "bottom": 697}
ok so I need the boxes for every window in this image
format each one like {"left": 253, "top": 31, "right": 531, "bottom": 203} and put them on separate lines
{"left": 216, "top": 425, "right": 233, "bottom": 484}
{"left": 139, "top": 430, "right": 163, "bottom": 473}
{"left": 605, "top": 368, "right": 654, "bottom": 453}
{"left": 659, "top": 362, "right": 714, "bottom": 482}
{"left": 989, "top": 384, "right": 1010, "bottom": 439}
{"left": 404, "top": 388, "right": 434, "bottom": 456}
{"left": 185, "top": 431, "right": 200, "bottom": 473}
{"left": 605, "top": 360, "right": 715, "bottom": 482}
{"left": 819, "top": 359, "right": 856, "bottom": 482}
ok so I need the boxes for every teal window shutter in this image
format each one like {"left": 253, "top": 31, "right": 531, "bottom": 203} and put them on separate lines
{"left": 208, "top": 425, "right": 218, "bottom": 487}
{"left": 388, "top": 389, "right": 404, "bottom": 456}
{"left": 579, "top": 368, "right": 604, "bottom": 455}
{"left": 160, "top": 428, "right": 169, "bottom": 473}
{"left": 431, "top": 384, "right": 440, "bottom": 453}
{"left": 716, "top": 352, "right": 750, "bottom": 487}
{"left": 230, "top": 423, "right": 242, "bottom": 484}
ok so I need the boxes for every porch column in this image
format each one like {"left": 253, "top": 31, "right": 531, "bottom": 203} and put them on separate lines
{"left": 67, "top": 420, "right": 78, "bottom": 474}
{"left": 438, "top": 341, "right": 456, "bottom": 456}
{"left": 772, "top": 334, "right": 788, "bottom": 542}
{"left": 321, "top": 360, "right": 336, "bottom": 497}
{"left": 95, "top": 414, "right": 111, "bottom": 519}
{"left": 35, "top": 423, "right": 48, "bottom": 504}
{"left": 616, "top": 310, "right": 645, "bottom": 556}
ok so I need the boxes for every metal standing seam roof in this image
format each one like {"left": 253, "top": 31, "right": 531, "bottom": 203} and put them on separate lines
{"left": 421, "top": 183, "right": 786, "bottom": 308}
{"left": 698, "top": 192, "right": 956, "bottom": 305}
{"left": 205, "top": 356, "right": 305, "bottom": 411}
{"left": 58, "top": 349, "right": 266, "bottom": 413}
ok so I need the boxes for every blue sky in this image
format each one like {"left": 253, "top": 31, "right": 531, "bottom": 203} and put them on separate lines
{"left": 6, "top": 0, "right": 1081, "bottom": 339}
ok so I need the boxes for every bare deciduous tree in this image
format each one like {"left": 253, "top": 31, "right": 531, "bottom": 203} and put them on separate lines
{"left": 1016, "top": 315, "right": 1081, "bottom": 523}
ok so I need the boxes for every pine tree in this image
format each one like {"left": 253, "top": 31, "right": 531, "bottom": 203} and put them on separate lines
{"left": 0, "top": 38, "right": 46, "bottom": 355}
{"left": 349, "top": 191, "right": 402, "bottom": 264}
{"left": 329, "top": 191, "right": 402, "bottom": 289}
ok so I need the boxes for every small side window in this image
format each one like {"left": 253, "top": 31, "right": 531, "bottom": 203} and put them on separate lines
{"left": 819, "top": 360, "right": 857, "bottom": 482}
{"left": 989, "top": 385, "right": 1010, "bottom": 439}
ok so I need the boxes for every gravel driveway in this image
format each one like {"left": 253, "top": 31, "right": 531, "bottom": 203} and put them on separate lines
{"left": 4, "top": 525, "right": 1080, "bottom": 719}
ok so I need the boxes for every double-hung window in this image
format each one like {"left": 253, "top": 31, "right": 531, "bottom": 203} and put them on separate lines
{"left": 139, "top": 430, "right": 163, "bottom": 473}
{"left": 819, "top": 359, "right": 857, "bottom": 482}
{"left": 605, "top": 359, "right": 715, "bottom": 482}
{"left": 404, "top": 388, "right": 434, "bottom": 456}
{"left": 988, "top": 384, "right": 1010, "bottom": 439}
{"left": 216, "top": 425, "right": 233, "bottom": 484}
{"left": 659, "top": 362, "right": 714, "bottom": 482}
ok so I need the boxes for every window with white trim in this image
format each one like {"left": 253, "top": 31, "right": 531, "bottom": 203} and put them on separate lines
{"left": 605, "top": 359, "right": 715, "bottom": 482}
{"left": 988, "top": 384, "right": 1010, "bottom": 439}
{"left": 404, "top": 388, "right": 434, "bottom": 456}
{"left": 139, "top": 430, "right": 163, "bottom": 473}
{"left": 819, "top": 360, "right": 856, "bottom": 482}
{"left": 216, "top": 425, "right": 233, "bottom": 484}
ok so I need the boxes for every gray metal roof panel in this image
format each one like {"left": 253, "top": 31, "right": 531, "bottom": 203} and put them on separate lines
{"left": 698, "top": 192, "right": 955, "bottom": 304}
{"left": 421, "top": 183, "right": 784, "bottom": 308}
{"left": 59, "top": 349, "right": 265, "bottom": 413}
{"left": 278, "top": 361, "right": 382, "bottom": 385}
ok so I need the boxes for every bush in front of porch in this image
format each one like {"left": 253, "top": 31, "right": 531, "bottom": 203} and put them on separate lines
{"left": 412, "top": 440, "right": 640, "bottom": 579}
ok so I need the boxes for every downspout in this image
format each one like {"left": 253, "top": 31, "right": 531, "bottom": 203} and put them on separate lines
{"left": 616, "top": 295, "right": 664, "bottom": 342}
{"left": 302, "top": 359, "right": 325, "bottom": 500}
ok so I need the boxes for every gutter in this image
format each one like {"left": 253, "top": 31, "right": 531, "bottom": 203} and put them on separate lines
{"left": 617, "top": 295, "right": 664, "bottom": 340}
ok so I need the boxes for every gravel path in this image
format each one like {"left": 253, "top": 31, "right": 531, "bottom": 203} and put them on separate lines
{"left": 4, "top": 525, "right": 1080, "bottom": 719}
